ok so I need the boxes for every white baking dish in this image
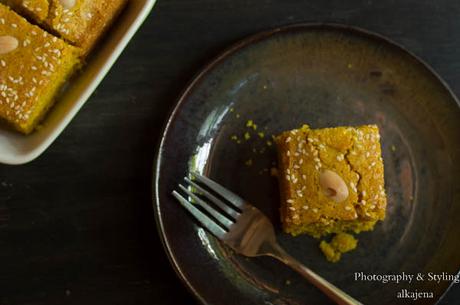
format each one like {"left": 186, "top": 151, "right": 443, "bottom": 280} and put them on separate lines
{"left": 0, "top": 0, "right": 157, "bottom": 165}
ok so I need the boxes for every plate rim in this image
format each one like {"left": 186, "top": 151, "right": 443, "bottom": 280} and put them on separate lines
{"left": 152, "top": 22, "right": 460, "bottom": 305}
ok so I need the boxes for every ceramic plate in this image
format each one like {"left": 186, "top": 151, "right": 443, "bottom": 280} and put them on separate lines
{"left": 153, "top": 24, "right": 460, "bottom": 305}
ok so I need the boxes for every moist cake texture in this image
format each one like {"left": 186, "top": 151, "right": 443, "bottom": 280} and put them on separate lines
{"left": 0, "top": 4, "right": 80, "bottom": 133}
{"left": 275, "top": 124, "right": 387, "bottom": 238}
{"left": 3, "top": 0, "right": 49, "bottom": 21}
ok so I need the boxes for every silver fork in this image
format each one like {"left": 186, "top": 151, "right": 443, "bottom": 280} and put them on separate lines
{"left": 172, "top": 173, "right": 363, "bottom": 305}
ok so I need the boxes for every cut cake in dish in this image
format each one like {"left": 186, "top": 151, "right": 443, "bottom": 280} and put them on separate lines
{"left": 4, "top": 0, "right": 128, "bottom": 55}
{"left": 0, "top": 3, "right": 81, "bottom": 133}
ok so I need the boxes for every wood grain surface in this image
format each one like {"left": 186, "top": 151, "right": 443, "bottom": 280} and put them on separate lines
{"left": 0, "top": 0, "right": 459, "bottom": 304}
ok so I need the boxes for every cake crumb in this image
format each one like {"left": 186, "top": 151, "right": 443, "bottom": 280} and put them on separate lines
{"left": 246, "top": 120, "right": 257, "bottom": 130}
{"left": 244, "top": 132, "right": 251, "bottom": 140}
{"left": 319, "top": 233, "right": 358, "bottom": 263}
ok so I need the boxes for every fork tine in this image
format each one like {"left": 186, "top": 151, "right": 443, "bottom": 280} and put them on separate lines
{"left": 178, "top": 184, "right": 233, "bottom": 229}
{"left": 185, "top": 177, "right": 240, "bottom": 219}
{"left": 191, "top": 173, "right": 245, "bottom": 209}
{"left": 172, "top": 190, "right": 226, "bottom": 239}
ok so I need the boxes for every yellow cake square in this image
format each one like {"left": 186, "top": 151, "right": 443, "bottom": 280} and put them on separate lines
{"left": 275, "top": 124, "right": 387, "bottom": 237}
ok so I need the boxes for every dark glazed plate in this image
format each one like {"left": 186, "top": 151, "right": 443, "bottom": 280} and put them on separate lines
{"left": 153, "top": 24, "right": 460, "bottom": 305}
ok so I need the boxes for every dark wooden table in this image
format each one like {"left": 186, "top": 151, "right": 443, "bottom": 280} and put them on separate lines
{"left": 1, "top": 0, "right": 459, "bottom": 304}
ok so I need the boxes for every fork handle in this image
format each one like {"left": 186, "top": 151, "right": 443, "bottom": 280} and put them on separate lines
{"left": 267, "top": 242, "right": 363, "bottom": 305}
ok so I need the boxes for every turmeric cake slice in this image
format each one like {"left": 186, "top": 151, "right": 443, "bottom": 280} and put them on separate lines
{"left": 0, "top": 4, "right": 80, "bottom": 134}
{"left": 4, "top": 0, "right": 128, "bottom": 55}
{"left": 275, "top": 124, "right": 387, "bottom": 238}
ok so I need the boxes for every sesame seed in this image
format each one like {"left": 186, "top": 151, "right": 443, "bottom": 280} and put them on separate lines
{"left": 362, "top": 190, "right": 366, "bottom": 197}
{"left": 286, "top": 151, "right": 290, "bottom": 156}
{"left": 312, "top": 208, "right": 318, "bottom": 213}
{"left": 302, "top": 205, "right": 309, "bottom": 210}
{"left": 302, "top": 175, "right": 307, "bottom": 180}
{"left": 285, "top": 137, "right": 292, "bottom": 143}
{"left": 345, "top": 206, "right": 352, "bottom": 211}
{"left": 288, "top": 206, "right": 296, "bottom": 211}
{"left": 286, "top": 175, "right": 290, "bottom": 181}
{"left": 287, "top": 199, "right": 294, "bottom": 204}
{"left": 292, "top": 214, "right": 299, "bottom": 219}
